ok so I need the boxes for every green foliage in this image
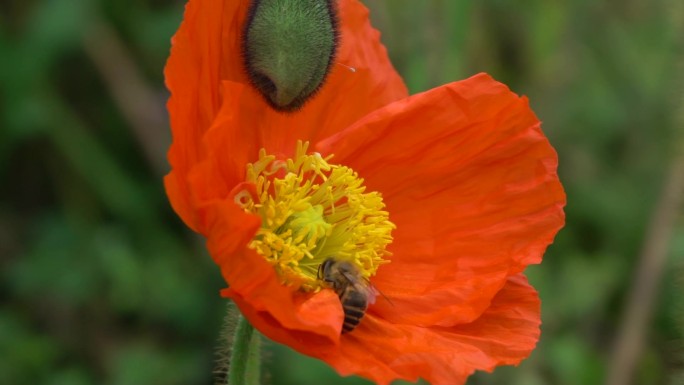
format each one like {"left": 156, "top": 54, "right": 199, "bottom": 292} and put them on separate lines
{"left": 1, "top": 0, "right": 682, "bottom": 384}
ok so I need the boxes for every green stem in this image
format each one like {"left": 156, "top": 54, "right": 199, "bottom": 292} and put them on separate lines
{"left": 228, "top": 315, "right": 261, "bottom": 385}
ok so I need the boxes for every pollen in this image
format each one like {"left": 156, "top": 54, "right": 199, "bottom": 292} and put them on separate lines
{"left": 235, "top": 141, "right": 394, "bottom": 291}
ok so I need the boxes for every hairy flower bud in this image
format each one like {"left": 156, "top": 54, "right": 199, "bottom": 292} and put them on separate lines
{"left": 242, "top": 0, "right": 339, "bottom": 112}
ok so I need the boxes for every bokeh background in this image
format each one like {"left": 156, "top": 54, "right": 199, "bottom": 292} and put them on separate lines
{"left": 1, "top": 0, "right": 683, "bottom": 384}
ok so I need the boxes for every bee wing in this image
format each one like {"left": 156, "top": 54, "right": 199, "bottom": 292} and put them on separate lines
{"left": 341, "top": 271, "right": 357, "bottom": 284}
{"left": 366, "top": 283, "right": 378, "bottom": 305}
{"left": 337, "top": 270, "right": 394, "bottom": 306}
{"left": 339, "top": 271, "right": 377, "bottom": 304}
{"left": 362, "top": 278, "right": 393, "bottom": 306}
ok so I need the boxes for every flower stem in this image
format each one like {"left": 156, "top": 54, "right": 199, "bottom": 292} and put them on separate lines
{"left": 228, "top": 315, "right": 261, "bottom": 385}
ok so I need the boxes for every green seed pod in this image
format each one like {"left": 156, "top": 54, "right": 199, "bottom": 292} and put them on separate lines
{"left": 242, "top": 0, "right": 339, "bottom": 112}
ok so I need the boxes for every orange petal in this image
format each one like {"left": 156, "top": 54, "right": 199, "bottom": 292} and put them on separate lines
{"left": 317, "top": 73, "right": 565, "bottom": 327}
{"left": 319, "top": 274, "right": 540, "bottom": 385}
{"left": 226, "top": 288, "right": 343, "bottom": 357}
{"left": 168, "top": 0, "right": 411, "bottom": 336}
{"left": 202, "top": 1, "right": 408, "bottom": 163}
{"left": 165, "top": 0, "right": 407, "bottom": 230}
{"left": 164, "top": 0, "right": 249, "bottom": 230}
{"left": 196, "top": 197, "right": 344, "bottom": 351}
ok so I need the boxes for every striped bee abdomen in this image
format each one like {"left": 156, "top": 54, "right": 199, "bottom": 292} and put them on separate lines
{"left": 340, "top": 286, "right": 369, "bottom": 333}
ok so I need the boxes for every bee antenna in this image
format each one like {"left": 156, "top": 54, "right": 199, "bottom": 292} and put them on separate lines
{"left": 369, "top": 283, "right": 394, "bottom": 306}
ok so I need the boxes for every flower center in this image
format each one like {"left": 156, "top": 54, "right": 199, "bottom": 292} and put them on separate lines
{"left": 235, "top": 141, "right": 394, "bottom": 291}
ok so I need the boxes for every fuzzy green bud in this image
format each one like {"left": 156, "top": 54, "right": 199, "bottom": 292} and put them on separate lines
{"left": 242, "top": 0, "right": 339, "bottom": 112}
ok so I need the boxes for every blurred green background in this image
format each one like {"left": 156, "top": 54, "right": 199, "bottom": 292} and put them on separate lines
{"left": 1, "top": 0, "right": 683, "bottom": 384}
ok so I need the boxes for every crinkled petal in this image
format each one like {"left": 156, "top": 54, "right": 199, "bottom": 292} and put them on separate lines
{"left": 199, "top": 198, "right": 344, "bottom": 348}
{"left": 319, "top": 274, "right": 540, "bottom": 385}
{"left": 164, "top": 0, "right": 248, "bottom": 230}
{"left": 226, "top": 288, "right": 343, "bottom": 357}
{"left": 201, "top": 0, "right": 408, "bottom": 164}
{"left": 164, "top": 0, "right": 407, "bottom": 230}
{"left": 317, "top": 73, "right": 565, "bottom": 327}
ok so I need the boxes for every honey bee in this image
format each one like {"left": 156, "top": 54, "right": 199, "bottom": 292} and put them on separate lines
{"left": 318, "top": 258, "right": 377, "bottom": 333}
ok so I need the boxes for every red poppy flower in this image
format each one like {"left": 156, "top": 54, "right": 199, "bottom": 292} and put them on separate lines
{"left": 164, "top": 1, "right": 566, "bottom": 384}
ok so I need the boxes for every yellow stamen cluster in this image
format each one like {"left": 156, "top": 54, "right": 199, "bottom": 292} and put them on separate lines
{"left": 234, "top": 141, "right": 394, "bottom": 291}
